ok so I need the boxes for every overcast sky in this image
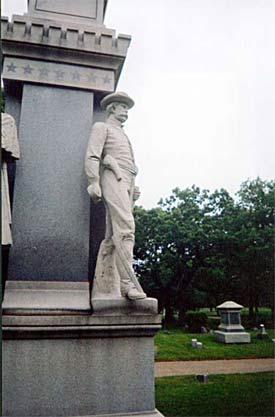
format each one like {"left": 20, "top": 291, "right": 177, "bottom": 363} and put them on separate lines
{"left": 3, "top": 0, "right": 275, "bottom": 208}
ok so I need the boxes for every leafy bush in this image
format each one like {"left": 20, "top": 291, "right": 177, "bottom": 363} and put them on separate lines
{"left": 184, "top": 311, "right": 208, "bottom": 332}
{"left": 208, "top": 316, "right": 221, "bottom": 329}
{"left": 241, "top": 312, "right": 274, "bottom": 329}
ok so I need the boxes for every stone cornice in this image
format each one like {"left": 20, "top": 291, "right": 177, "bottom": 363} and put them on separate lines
{"left": 1, "top": 15, "right": 131, "bottom": 84}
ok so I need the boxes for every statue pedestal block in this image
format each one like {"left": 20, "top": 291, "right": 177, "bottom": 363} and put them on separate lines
{"left": 2, "top": 281, "right": 163, "bottom": 417}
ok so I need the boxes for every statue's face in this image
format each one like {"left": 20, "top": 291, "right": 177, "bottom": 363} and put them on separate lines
{"left": 112, "top": 103, "right": 129, "bottom": 123}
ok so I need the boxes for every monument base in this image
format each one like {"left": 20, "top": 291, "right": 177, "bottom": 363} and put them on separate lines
{"left": 214, "top": 330, "right": 251, "bottom": 344}
{"left": 3, "top": 281, "right": 163, "bottom": 417}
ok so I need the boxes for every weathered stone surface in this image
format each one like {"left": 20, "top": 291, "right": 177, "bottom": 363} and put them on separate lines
{"left": 2, "top": 281, "right": 159, "bottom": 318}
{"left": 85, "top": 92, "right": 146, "bottom": 301}
{"left": 2, "top": 281, "right": 91, "bottom": 314}
{"left": 1, "top": 14, "right": 130, "bottom": 92}
{"left": 27, "top": 0, "right": 108, "bottom": 26}
{"left": 3, "top": 309, "right": 161, "bottom": 416}
{"left": 92, "top": 297, "right": 158, "bottom": 315}
{"left": 3, "top": 57, "right": 114, "bottom": 92}
{"left": 1, "top": 113, "right": 20, "bottom": 245}
{"left": 8, "top": 84, "right": 93, "bottom": 281}
{"left": 214, "top": 299, "right": 250, "bottom": 343}
{"left": 214, "top": 330, "right": 251, "bottom": 344}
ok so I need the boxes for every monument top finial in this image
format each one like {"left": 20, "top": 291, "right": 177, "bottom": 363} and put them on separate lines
{"left": 27, "top": 0, "right": 108, "bottom": 26}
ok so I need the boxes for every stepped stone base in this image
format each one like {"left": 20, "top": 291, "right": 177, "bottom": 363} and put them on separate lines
{"left": 214, "top": 330, "right": 251, "bottom": 344}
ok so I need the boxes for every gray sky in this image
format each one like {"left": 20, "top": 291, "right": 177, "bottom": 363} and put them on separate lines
{"left": 3, "top": 0, "right": 275, "bottom": 208}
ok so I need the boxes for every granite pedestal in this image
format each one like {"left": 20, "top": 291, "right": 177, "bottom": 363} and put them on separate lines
{"left": 2, "top": 281, "right": 163, "bottom": 417}
{"left": 214, "top": 301, "right": 251, "bottom": 344}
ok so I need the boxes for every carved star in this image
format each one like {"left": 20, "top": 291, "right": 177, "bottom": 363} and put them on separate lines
{"left": 71, "top": 71, "right": 80, "bottom": 81}
{"left": 54, "top": 70, "right": 65, "bottom": 80}
{"left": 38, "top": 67, "right": 50, "bottom": 78}
{"left": 102, "top": 75, "right": 111, "bottom": 84}
{"left": 7, "top": 62, "right": 17, "bottom": 72}
{"left": 23, "top": 64, "right": 34, "bottom": 75}
{"left": 87, "top": 73, "right": 97, "bottom": 83}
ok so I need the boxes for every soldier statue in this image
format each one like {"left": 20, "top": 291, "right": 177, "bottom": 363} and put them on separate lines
{"left": 85, "top": 92, "right": 146, "bottom": 301}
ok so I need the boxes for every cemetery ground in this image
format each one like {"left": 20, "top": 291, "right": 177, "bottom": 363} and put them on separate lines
{"left": 154, "top": 308, "right": 274, "bottom": 416}
{"left": 155, "top": 328, "right": 274, "bottom": 361}
{"left": 155, "top": 372, "right": 274, "bottom": 417}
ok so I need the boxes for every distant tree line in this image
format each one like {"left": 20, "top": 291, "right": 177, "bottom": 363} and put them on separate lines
{"left": 134, "top": 178, "right": 274, "bottom": 324}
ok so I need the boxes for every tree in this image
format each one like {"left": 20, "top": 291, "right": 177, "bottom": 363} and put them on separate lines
{"left": 134, "top": 178, "right": 274, "bottom": 325}
{"left": 232, "top": 178, "right": 275, "bottom": 320}
{"left": 134, "top": 205, "right": 179, "bottom": 321}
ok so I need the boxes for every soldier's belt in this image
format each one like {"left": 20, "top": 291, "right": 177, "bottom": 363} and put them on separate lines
{"left": 102, "top": 154, "right": 137, "bottom": 179}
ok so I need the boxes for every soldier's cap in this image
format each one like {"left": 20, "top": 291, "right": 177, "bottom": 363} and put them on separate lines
{"left": 100, "top": 91, "right": 135, "bottom": 110}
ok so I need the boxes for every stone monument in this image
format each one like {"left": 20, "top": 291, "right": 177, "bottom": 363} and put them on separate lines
{"left": 2, "top": 2, "right": 163, "bottom": 416}
{"left": 214, "top": 301, "right": 251, "bottom": 344}
{"left": 257, "top": 324, "right": 268, "bottom": 339}
{"left": 1, "top": 113, "right": 20, "bottom": 296}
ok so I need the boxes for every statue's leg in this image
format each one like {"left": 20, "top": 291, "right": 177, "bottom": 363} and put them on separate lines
{"left": 91, "top": 201, "right": 121, "bottom": 299}
{"left": 101, "top": 169, "right": 145, "bottom": 298}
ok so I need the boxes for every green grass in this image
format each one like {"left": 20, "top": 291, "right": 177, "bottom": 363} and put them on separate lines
{"left": 155, "top": 372, "right": 275, "bottom": 417}
{"left": 155, "top": 329, "right": 275, "bottom": 361}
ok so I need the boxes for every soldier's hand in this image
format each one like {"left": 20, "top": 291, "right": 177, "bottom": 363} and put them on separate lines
{"left": 87, "top": 183, "right": 102, "bottom": 203}
{"left": 133, "top": 186, "right": 141, "bottom": 201}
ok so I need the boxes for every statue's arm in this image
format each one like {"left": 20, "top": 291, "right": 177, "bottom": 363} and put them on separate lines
{"left": 85, "top": 122, "right": 107, "bottom": 203}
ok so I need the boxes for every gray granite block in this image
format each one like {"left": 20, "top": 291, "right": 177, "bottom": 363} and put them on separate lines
{"left": 2, "top": 281, "right": 91, "bottom": 314}
{"left": 27, "top": 0, "right": 108, "bottom": 26}
{"left": 214, "top": 330, "right": 251, "bottom": 344}
{"left": 8, "top": 84, "right": 93, "bottom": 282}
{"left": 3, "top": 310, "right": 162, "bottom": 416}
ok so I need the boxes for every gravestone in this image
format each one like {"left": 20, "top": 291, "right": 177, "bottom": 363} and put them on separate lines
{"left": 2, "top": 2, "right": 163, "bottom": 416}
{"left": 214, "top": 301, "right": 251, "bottom": 344}
{"left": 257, "top": 324, "right": 268, "bottom": 339}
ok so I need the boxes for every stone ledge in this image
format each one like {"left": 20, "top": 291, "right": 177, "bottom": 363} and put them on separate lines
{"left": 67, "top": 411, "right": 164, "bottom": 417}
{"left": 3, "top": 281, "right": 159, "bottom": 318}
{"left": 2, "top": 280, "right": 91, "bottom": 314}
{"left": 3, "top": 313, "right": 161, "bottom": 326}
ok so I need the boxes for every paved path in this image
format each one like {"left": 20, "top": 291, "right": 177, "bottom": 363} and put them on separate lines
{"left": 155, "top": 358, "right": 275, "bottom": 377}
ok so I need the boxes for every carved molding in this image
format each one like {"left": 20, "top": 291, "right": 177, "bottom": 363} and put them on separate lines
{"left": 3, "top": 57, "right": 115, "bottom": 92}
{"left": 1, "top": 16, "right": 131, "bottom": 58}
{"left": 1, "top": 16, "right": 130, "bottom": 85}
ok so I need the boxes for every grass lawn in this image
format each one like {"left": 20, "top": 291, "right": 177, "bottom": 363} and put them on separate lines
{"left": 155, "top": 329, "right": 275, "bottom": 361}
{"left": 155, "top": 372, "right": 275, "bottom": 417}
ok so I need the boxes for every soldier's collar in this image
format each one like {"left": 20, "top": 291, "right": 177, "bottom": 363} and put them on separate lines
{"left": 107, "top": 119, "right": 124, "bottom": 129}
{"left": 106, "top": 120, "right": 124, "bottom": 132}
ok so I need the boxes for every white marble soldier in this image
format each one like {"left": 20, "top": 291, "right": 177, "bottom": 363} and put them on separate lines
{"left": 1, "top": 113, "right": 20, "bottom": 245}
{"left": 85, "top": 92, "right": 146, "bottom": 300}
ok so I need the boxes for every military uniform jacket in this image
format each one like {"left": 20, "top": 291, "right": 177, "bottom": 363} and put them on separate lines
{"left": 85, "top": 120, "right": 137, "bottom": 183}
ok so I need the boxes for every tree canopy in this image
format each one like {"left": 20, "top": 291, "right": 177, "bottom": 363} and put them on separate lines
{"left": 134, "top": 178, "right": 274, "bottom": 323}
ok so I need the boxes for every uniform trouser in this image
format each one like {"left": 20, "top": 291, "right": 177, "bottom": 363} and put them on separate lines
{"left": 100, "top": 167, "right": 136, "bottom": 295}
